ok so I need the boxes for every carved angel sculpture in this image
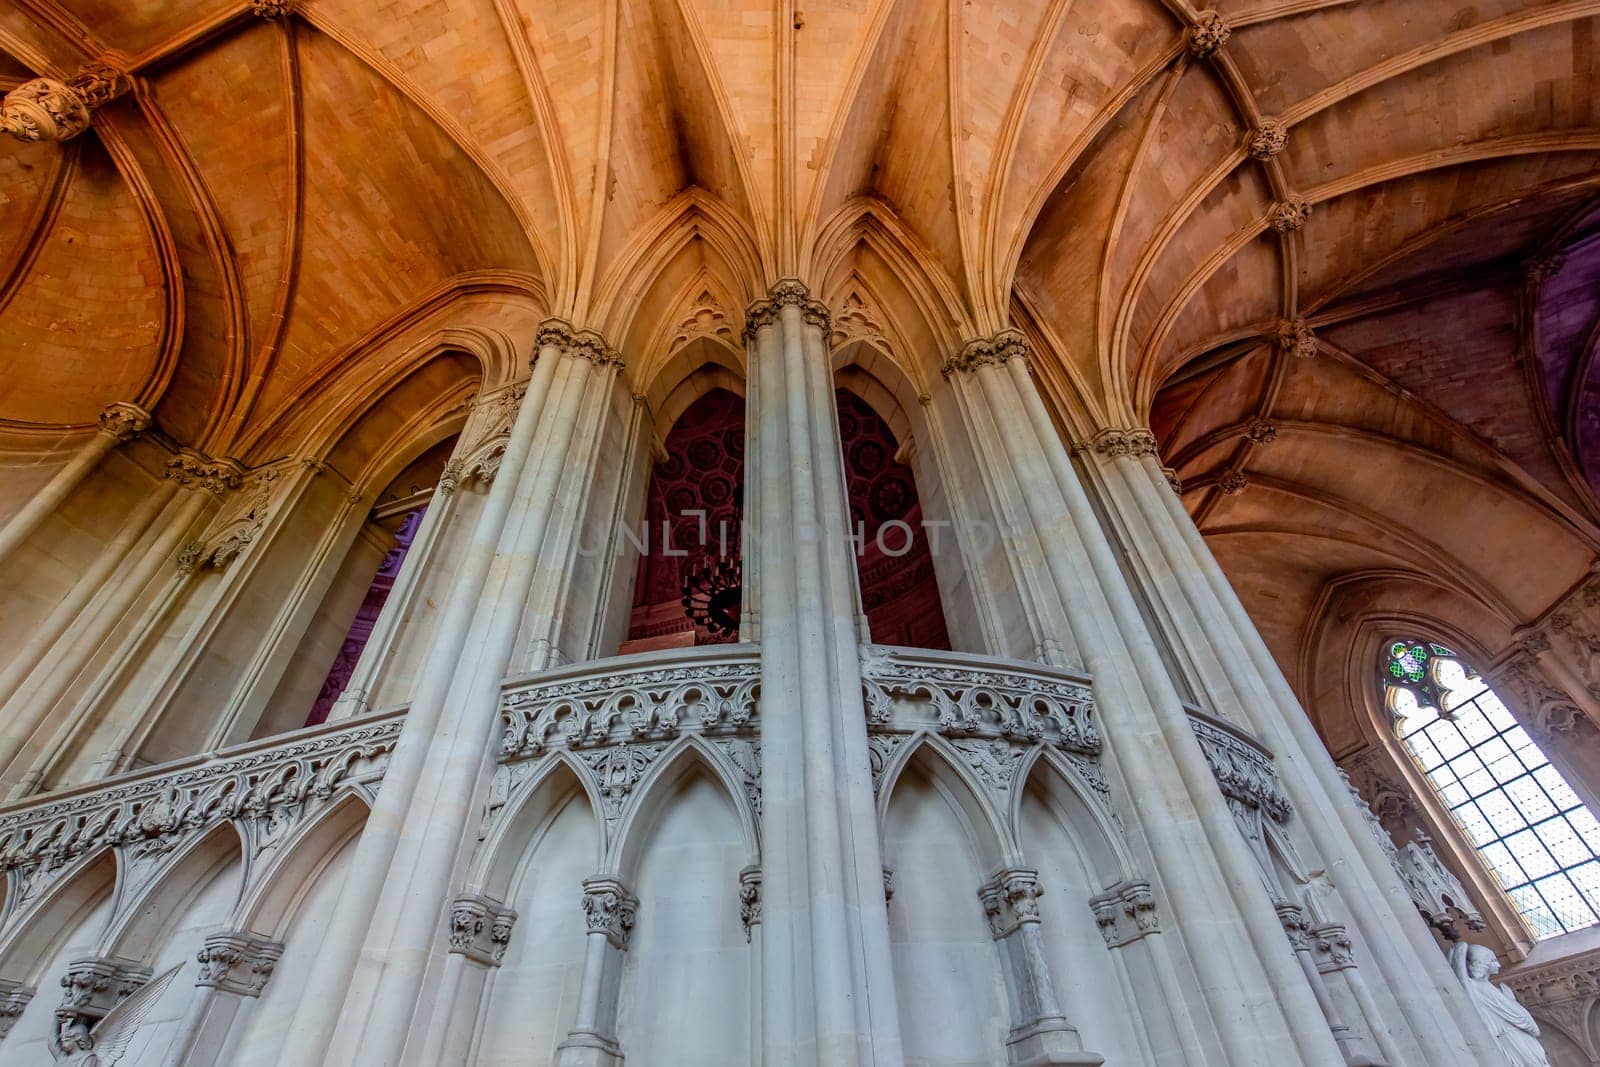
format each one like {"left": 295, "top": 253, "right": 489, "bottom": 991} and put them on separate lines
{"left": 1448, "top": 942, "right": 1550, "bottom": 1067}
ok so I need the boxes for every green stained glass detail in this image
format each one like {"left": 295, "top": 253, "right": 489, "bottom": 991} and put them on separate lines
{"left": 1384, "top": 638, "right": 1456, "bottom": 716}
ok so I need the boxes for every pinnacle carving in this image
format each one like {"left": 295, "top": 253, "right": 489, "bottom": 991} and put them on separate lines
{"left": 97, "top": 402, "right": 151, "bottom": 442}
{"left": 1187, "top": 11, "right": 1231, "bottom": 58}
{"left": 942, "top": 329, "right": 1030, "bottom": 377}
{"left": 1269, "top": 196, "right": 1311, "bottom": 233}
{"left": 1247, "top": 119, "right": 1288, "bottom": 160}
{"left": 1276, "top": 317, "right": 1318, "bottom": 359}
{"left": 1, "top": 62, "right": 128, "bottom": 143}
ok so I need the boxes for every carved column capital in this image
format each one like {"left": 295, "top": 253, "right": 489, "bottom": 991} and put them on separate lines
{"left": 448, "top": 893, "right": 517, "bottom": 966}
{"left": 1080, "top": 427, "right": 1159, "bottom": 458}
{"left": 0, "top": 980, "right": 33, "bottom": 1039}
{"left": 571, "top": 329, "right": 624, "bottom": 369}
{"left": 739, "top": 865, "right": 762, "bottom": 941}
{"left": 978, "top": 867, "right": 1044, "bottom": 939}
{"left": 1247, "top": 118, "right": 1288, "bottom": 159}
{"left": 1088, "top": 878, "right": 1160, "bottom": 947}
{"left": 195, "top": 931, "right": 283, "bottom": 996}
{"left": 535, "top": 317, "right": 575, "bottom": 353}
{"left": 1187, "top": 11, "right": 1231, "bottom": 57}
{"left": 163, "top": 449, "right": 244, "bottom": 495}
{"left": 942, "top": 328, "right": 1030, "bottom": 377}
{"left": 742, "top": 279, "right": 830, "bottom": 341}
{"left": 1, "top": 61, "right": 128, "bottom": 143}
{"left": 1275, "top": 900, "right": 1311, "bottom": 952}
{"left": 1310, "top": 922, "right": 1356, "bottom": 973}
{"left": 52, "top": 957, "right": 150, "bottom": 1057}
{"left": 96, "top": 402, "right": 151, "bottom": 443}
{"left": 437, "top": 458, "right": 466, "bottom": 497}
{"left": 1161, "top": 466, "right": 1182, "bottom": 494}
{"left": 581, "top": 878, "right": 638, "bottom": 950}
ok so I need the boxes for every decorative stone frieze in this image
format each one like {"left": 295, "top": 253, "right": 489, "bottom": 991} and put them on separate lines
{"left": 1494, "top": 649, "right": 1588, "bottom": 744}
{"left": 1081, "top": 427, "right": 1159, "bottom": 458}
{"left": 1, "top": 62, "right": 128, "bottom": 143}
{"left": 0, "top": 713, "right": 401, "bottom": 928}
{"left": 1503, "top": 954, "right": 1600, "bottom": 1006}
{"left": 1245, "top": 418, "right": 1278, "bottom": 445}
{"left": 739, "top": 866, "right": 762, "bottom": 940}
{"left": 941, "top": 329, "right": 1030, "bottom": 377}
{"left": 1187, "top": 11, "right": 1231, "bottom": 57}
{"left": 447, "top": 894, "right": 517, "bottom": 966}
{"left": 1188, "top": 709, "right": 1292, "bottom": 822}
{"left": 1277, "top": 317, "right": 1318, "bottom": 358}
{"left": 52, "top": 956, "right": 151, "bottom": 1057}
{"left": 1270, "top": 197, "right": 1312, "bottom": 234}
{"left": 1089, "top": 879, "right": 1160, "bottom": 948}
{"left": 96, "top": 402, "right": 151, "bottom": 443}
{"left": 1247, "top": 119, "right": 1288, "bottom": 160}
{"left": 581, "top": 878, "right": 638, "bottom": 950}
{"left": 858, "top": 645, "right": 1099, "bottom": 754}
{"left": 195, "top": 931, "right": 284, "bottom": 996}
{"left": 0, "top": 980, "right": 32, "bottom": 1039}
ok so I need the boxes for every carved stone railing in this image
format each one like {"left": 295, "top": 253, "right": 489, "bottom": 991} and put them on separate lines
{"left": 858, "top": 646, "right": 1103, "bottom": 803}
{"left": 498, "top": 645, "right": 761, "bottom": 760}
{"left": 1185, "top": 706, "right": 1292, "bottom": 823}
{"left": 0, "top": 711, "right": 402, "bottom": 928}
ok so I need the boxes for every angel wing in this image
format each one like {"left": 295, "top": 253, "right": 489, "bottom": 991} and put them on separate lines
{"left": 88, "top": 963, "right": 182, "bottom": 1065}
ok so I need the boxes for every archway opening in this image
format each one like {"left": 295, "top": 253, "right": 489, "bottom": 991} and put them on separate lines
{"left": 836, "top": 388, "right": 950, "bottom": 650}
{"left": 622, "top": 388, "right": 746, "bottom": 653}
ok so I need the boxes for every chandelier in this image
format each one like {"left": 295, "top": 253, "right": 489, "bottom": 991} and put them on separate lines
{"left": 680, "top": 555, "right": 742, "bottom": 641}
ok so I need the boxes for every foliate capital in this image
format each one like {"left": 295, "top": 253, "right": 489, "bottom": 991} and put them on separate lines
{"left": 581, "top": 878, "right": 638, "bottom": 949}
{"left": 942, "top": 328, "right": 1030, "bottom": 377}
{"left": 1, "top": 61, "right": 129, "bottom": 143}
{"left": 1276, "top": 317, "right": 1317, "bottom": 359}
{"left": 97, "top": 402, "right": 151, "bottom": 442}
{"left": 195, "top": 931, "right": 283, "bottom": 996}
{"left": 448, "top": 894, "right": 517, "bottom": 966}
{"left": 1083, "top": 427, "right": 1158, "bottom": 459}
{"left": 978, "top": 867, "right": 1044, "bottom": 939}
{"left": 742, "top": 280, "right": 830, "bottom": 342}
{"left": 164, "top": 450, "right": 245, "bottom": 495}
{"left": 1187, "top": 11, "right": 1231, "bottom": 58}
{"left": 571, "top": 329, "right": 624, "bottom": 369}
{"left": 1247, "top": 119, "right": 1288, "bottom": 160}
{"left": 1089, "top": 879, "right": 1160, "bottom": 947}
{"left": 535, "top": 318, "right": 575, "bottom": 355}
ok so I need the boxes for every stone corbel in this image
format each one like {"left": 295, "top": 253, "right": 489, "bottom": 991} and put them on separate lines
{"left": 97, "top": 402, "right": 151, "bottom": 444}
{"left": 195, "top": 930, "right": 284, "bottom": 996}
{"left": 1, "top": 61, "right": 128, "bottom": 143}
{"left": 447, "top": 893, "right": 517, "bottom": 966}
{"left": 738, "top": 866, "right": 762, "bottom": 942}
{"left": 0, "top": 979, "right": 33, "bottom": 1039}
{"left": 51, "top": 956, "right": 151, "bottom": 1059}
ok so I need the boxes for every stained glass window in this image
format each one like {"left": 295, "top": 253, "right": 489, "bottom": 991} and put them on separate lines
{"left": 1385, "top": 640, "right": 1600, "bottom": 939}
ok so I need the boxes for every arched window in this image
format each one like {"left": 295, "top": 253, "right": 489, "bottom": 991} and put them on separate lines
{"left": 1383, "top": 639, "right": 1600, "bottom": 939}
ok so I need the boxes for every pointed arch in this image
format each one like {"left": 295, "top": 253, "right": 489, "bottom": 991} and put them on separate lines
{"left": 0, "top": 848, "right": 116, "bottom": 984}
{"left": 608, "top": 735, "right": 759, "bottom": 881}
{"left": 876, "top": 731, "right": 1014, "bottom": 872}
{"left": 231, "top": 790, "right": 369, "bottom": 940}
{"left": 473, "top": 753, "right": 605, "bottom": 895}
{"left": 100, "top": 820, "right": 244, "bottom": 962}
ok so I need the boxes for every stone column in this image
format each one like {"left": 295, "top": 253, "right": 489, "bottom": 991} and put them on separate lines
{"left": 743, "top": 279, "right": 903, "bottom": 1066}
{"left": 276, "top": 321, "right": 624, "bottom": 1067}
{"left": 413, "top": 894, "right": 516, "bottom": 1064}
{"left": 553, "top": 878, "right": 638, "bottom": 1066}
{"left": 978, "top": 867, "right": 1102, "bottom": 1066}
{"left": 1276, "top": 902, "right": 1382, "bottom": 1066}
{"left": 740, "top": 865, "right": 764, "bottom": 1067}
{"left": 0, "top": 401, "right": 148, "bottom": 567}
{"left": 165, "top": 931, "right": 283, "bottom": 1066}
{"left": 941, "top": 332, "right": 1343, "bottom": 1065}
{"left": 1077, "top": 437, "right": 1501, "bottom": 1064}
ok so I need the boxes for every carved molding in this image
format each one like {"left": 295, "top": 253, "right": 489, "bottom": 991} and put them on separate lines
{"left": 1188, "top": 709, "right": 1291, "bottom": 822}
{"left": 743, "top": 279, "right": 830, "bottom": 342}
{"left": 942, "top": 329, "right": 1030, "bottom": 377}
{"left": 1, "top": 62, "right": 128, "bottom": 143}
{"left": 163, "top": 449, "right": 245, "bottom": 497}
{"left": 195, "top": 931, "right": 283, "bottom": 996}
{"left": 448, "top": 894, "right": 517, "bottom": 966}
{"left": 1504, "top": 952, "right": 1600, "bottom": 1006}
{"left": 1089, "top": 879, "right": 1159, "bottom": 948}
{"left": 670, "top": 288, "right": 736, "bottom": 352}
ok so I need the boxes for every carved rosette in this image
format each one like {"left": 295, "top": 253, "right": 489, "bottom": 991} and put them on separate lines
{"left": 1217, "top": 469, "right": 1248, "bottom": 495}
{"left": 1277, "top": 317, "right": 1318, "bottom": 358}
{"left": 978, "top": 868, "right": 1044, "bottom": 940}
{"left": 195, "top": 931, "right": 283, "bottom": 996}
{"left": 1247, "top": 119, "right": 1288, "bottom": 160}
{"left": 447, "top": 894, "right": 517, "bottom": 966}
{"left": 249, "top": 0, "right": 296, "bottom": 16}
{"left": 97, "top": 402, "right": 151, "bottom": 443}
{"left": 1270, "top": 196, "right": 1312, "bottom": 234}
{"left": 1088, "top": 879, "right": 1159, "bottom": 947}
{"left": 1244, "top": 418, "right": 1278, "bottom": 445}
{"left": 942, "top": 328, "right": 1030, "bottom": 377}
{"left": 581, "top": 878, "right": 638, "bottom": 949}
{"left": 739, "top": 866, "right": 762, "bottom": 941}
{"left": 1187, "top": 11, "right": 1231, "bottom": 57}
{"left": 1082, "top": 427, "right": 1158, "bottom": 458}
{"left": 1, "top": 62, "right": 128, "bottom": 143}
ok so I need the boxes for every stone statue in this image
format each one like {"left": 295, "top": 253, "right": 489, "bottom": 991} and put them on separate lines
{"left": 1448, "top": 942, "right": 1550, "bottom": 1066}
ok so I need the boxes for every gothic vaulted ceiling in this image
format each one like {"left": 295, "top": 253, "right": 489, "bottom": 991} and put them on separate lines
{"left": 3, "top": 0, "right": 1598, "bottom": 742}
